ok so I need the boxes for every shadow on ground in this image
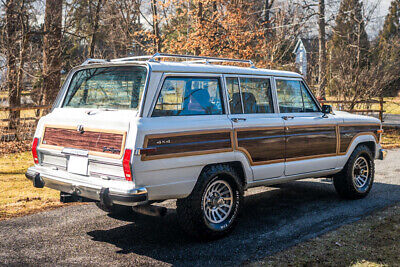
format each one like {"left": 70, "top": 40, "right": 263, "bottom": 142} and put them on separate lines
{"left": 87, "top": 180, "right": 400, "bottom": 265}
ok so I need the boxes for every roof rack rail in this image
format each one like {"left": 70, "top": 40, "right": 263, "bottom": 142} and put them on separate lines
{"left": 112, "top": 53, "right": 256, "bottom": 68}
{"left": 81, "top": 58, "right": 109, "bottom": 65}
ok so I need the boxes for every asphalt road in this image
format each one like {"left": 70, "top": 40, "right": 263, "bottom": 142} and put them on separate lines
{"left": 1, "top": 150, "right": 400, "bottom": 266}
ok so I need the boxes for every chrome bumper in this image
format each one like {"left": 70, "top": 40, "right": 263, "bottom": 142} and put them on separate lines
{"left": 378, "top": 148, "right": 387, "bottom": 160}
{"left": 25, "top": 166, "right": 147, "bottom": 206}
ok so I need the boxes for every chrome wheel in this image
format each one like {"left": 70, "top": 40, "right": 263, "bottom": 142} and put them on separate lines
{"left": 352, "top": 156, "right": 369, "bottom": 189}
{"left": 202, "top": 179, "right": 234, "bottom": 224}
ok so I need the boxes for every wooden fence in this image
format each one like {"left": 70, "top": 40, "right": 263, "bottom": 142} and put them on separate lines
{"left": 320, "top": 98, "right": 385, "bottom": 121}
{"left": 0, "top": 105, "right": 51, "bottom": 141}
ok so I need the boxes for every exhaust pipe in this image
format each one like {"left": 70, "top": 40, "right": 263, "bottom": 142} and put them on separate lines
{"left": 132, "top": 204, "right": 167, "bottom": 217}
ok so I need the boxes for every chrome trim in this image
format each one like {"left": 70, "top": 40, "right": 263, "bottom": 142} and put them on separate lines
{"left": 26, "top": 167, "right": 147, "bottom": 206}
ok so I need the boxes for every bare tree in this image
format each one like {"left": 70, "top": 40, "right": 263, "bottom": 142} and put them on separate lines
{"left": 42, "top": 0, "right": 62, "bottom": 106}
{"left": 151, "top": 0, "right": 160, "bottom": 52}
{"left": 317, "top": 0, "right": 326, "bottom": 99}
{"left": 5, "top": 0, "right": 20, "bottom": 129}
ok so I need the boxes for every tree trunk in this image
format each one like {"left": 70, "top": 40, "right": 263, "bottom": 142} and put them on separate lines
{"left": 318, "top": 0, "right": 327, "bottom": 99}
{"left": 5, "top": 0, "right": 20, "bottom": 129}
{"left": 88, "top": 0, "right": 103, "bottom": 58}
{"left": 42, "top": 0, "right": 62, "bottom": 107}
{"left": 151, "top": 0, "right": 161, "bottom": 53}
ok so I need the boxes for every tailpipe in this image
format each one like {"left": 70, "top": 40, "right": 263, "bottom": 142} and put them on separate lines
{"left": 132, "top": 204, "right": 167, "bottom": 217}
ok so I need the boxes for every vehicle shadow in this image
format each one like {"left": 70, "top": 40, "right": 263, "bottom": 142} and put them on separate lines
{"left": 86, "top": 180, "right": 400, "bottom": 265}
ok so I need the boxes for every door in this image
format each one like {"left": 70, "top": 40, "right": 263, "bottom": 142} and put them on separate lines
{"left": 225, "top": 75, "right": 285, "bottom": 180}
{"left": 135, "top": 74, "right": 234, "bottom": 198}
{"left": 275, "top": 78, "right": 338, "bottom": 176}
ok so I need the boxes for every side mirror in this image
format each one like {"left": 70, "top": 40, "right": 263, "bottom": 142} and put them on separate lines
{"left": 322, "top": 104, "right": 332, "bottom": 117}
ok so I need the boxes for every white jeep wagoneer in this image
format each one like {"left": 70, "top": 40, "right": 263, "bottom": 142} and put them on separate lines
{"left": 26, "top": 53, "right": 386, "bottom": 239}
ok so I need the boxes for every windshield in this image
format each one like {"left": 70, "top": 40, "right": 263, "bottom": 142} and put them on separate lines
{"left": 62, "top": 66, "right": 147, "bottom": 110}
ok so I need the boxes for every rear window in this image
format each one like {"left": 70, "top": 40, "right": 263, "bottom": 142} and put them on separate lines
{"left": 62, "top": 66, "right": 147, "bottom": 110}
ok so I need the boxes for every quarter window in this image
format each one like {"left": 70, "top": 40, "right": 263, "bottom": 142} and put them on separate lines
{"left": 152, "top": 77, "right": 224, "bottom": 117}
{"left": 226, "top": 77, "right": 273, "bottom": 114}
{"left": 276, "top": 80, "right": 319, "bottom": 113}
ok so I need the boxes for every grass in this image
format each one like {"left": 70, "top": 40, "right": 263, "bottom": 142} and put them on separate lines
{"left": 381, "top": 128, "right": 400, "bottom": 149}
{"left": 255, "top": 204, "right": 400, "bottom": 266}
{"left": 0, "top": 151, "right": 67, "bottom": 221}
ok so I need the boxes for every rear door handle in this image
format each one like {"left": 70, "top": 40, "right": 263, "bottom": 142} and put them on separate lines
{"left": 282, "top": 116, "right": 294, "bottom": 120}
{"left": 231, "top": 118, "right": 247, "bottom": 123}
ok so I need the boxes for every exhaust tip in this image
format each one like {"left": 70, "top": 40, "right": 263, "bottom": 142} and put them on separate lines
{"left": 132, "top": 205, "right": 168, "bottom": 217}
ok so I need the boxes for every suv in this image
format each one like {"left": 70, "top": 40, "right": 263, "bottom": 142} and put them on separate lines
{"left": 26, "top": 53, "right": 386, "bottom": 239}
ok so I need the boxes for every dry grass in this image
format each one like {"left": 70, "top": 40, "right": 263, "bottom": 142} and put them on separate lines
{"left": 0, "top": 151, "right": 68, "bottom": 221}
{"left": 254, "top": 204, "right": 400, "bottom": 267}
{"left": 381, "top": 128, "right": 400, "bottom": 149}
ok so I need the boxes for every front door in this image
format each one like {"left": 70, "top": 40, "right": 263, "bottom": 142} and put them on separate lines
{"left": 225, "top": 75, "right": 285, "bottom": 180}
{"left": 275, "top": 78, "right": 338, "bottom": 176}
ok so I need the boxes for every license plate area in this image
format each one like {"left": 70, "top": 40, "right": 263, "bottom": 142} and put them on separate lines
{"left": 67, "top": 155, "right": 88, "bottom": 176}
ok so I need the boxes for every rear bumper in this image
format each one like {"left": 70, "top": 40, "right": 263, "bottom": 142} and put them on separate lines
{"left": 25, "top": 166, "right": 147, "bottom": 206}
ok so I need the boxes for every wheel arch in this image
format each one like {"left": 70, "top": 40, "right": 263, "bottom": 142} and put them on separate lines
{"left": 338, "top": 134, "right": 377, "bottom": 168}
{"left": 199, "top": 161, "right": 247, "bottom": 189}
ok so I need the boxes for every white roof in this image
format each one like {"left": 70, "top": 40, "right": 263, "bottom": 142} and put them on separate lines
{"left": 146, "top": 61, "right": 302, "bottom": 78}
{"left": 78, "top": 56, "right": 302, "bottom": 78}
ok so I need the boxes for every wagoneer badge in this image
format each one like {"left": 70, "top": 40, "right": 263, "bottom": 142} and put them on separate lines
{"left": 103, "top": 146, "right": 120, "bottom": 154}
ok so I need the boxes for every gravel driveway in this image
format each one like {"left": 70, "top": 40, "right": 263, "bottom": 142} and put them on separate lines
{"left": 1, "top": 150, "right": 400, "bottom": 266}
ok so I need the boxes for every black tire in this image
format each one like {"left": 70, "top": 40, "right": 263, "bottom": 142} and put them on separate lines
{"left": 95, "top": 201, "right": 132, "bottom": 216}
{"left": 333, "top": 144, "right": 375, "bottom": 199}
{"left": 176, "top": 164, "right": 243, "bottom": 240}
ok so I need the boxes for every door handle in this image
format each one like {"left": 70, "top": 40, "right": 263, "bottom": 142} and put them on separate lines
{"left": 282, "top": 116, "right": 294, "bottom": 120}
{"left": 231, "top": 118, "right": 247, "bottom": 123}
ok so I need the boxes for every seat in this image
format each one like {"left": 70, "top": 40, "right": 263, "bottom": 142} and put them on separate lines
{"left": 242, "top": 92, "right": 258, "bottom": 113}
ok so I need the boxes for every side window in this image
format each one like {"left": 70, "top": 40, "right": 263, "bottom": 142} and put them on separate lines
{"left": 301, "top": 82, "right": 319, "bottom": 112}
{"left": 152, "top": 77, "right": 224, "bottom": 117}
{"left": 226, "top": 77, "right": 242, "bottom": 114}
{"left": 276, "top": 79, "right": 319, "bottom": 113}
{"left": 240, "top": 78, "right": 273, "bottom": 114}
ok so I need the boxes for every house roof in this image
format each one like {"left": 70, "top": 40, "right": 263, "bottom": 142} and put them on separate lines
{"left": 293, "top": 38, "right": 319, "bottom": 54}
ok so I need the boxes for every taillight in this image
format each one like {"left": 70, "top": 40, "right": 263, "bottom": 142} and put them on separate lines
{"left": 32, "top": 137, "right": 39, "bottom": 164}
{"left": 123, "top": 149, "right": 133, "bottom": 181}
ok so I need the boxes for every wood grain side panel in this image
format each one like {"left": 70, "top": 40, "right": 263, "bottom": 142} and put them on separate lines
{"left": 142, "top": 130, "right": 233, "bottom": 160}
{"left": 339, "top": 124, "right": 380, "bottom": 154}
{"left": 285, "top": 126, "right": 337, "bottom": 159}
{"left": 236, "top": 128, "right": 285, "bottom": 163}
{"left": 42, "top": 127, "right": 124, "bottom": 156}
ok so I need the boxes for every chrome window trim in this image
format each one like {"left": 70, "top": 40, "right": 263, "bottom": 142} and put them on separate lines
{"left": 54, "top": 63, "right": 150, "bottom": 116}
{"left": 274, "top": 77, "right": 322, "bottom": 114}
{"left": 148, "top": 72, "right": 226, "bottom": 118}
{"left": 224, "top": 74, "right": 275, "bottom": 115}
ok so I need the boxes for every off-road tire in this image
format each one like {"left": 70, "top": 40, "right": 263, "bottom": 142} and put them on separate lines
{"left": 333, "top": 145, "right": 374, "bottom": 199}
{"left": 176, "top": 164, "right": 243, "bottom": 240}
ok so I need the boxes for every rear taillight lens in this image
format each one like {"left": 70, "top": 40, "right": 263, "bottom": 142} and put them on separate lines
{"left": 32, "top": 137, "right": 39, "bottom": 164}
{"left": 123, "top": 149, "right": 133, "bottom": 181}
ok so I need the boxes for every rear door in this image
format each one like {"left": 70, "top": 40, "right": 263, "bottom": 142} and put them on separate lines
{"left": 275, "top": 78, "right": 338, "bottom": 176}
{"left": 225, "top": 75, "right": 285, "bottom": 180}
{"left": 134, "top": 73, "right": 234, "bottom": 197}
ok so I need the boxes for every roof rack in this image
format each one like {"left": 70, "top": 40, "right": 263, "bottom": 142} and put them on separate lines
{"left": 111, "top": 53, "right": 256, "bottom": 68}
{"left": 81, "top": 58, "right": 109, "bottom": 65}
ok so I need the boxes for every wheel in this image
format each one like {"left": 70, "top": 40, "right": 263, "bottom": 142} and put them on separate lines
{"left": 95, "top": 201, "right": 132, "bottom": 216}
{"left": 333, "top": 145, "right": 375, "bottom": 199}
{"left": 176, "top": 164, "right": 243, "bottom": 240}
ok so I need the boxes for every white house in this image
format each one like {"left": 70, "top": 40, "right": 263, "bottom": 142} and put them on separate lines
{"left": 293, "top": 38, "right": 319, "bottom": 79}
